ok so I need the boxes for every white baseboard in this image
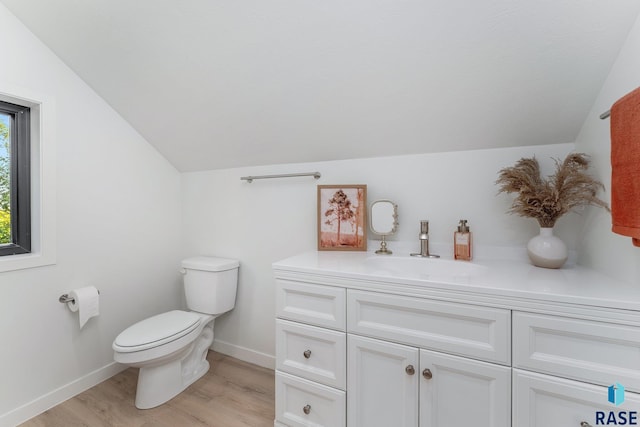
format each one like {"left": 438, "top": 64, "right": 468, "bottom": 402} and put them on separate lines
{"left": 2, "top": 344, "right": 273, "bottom": 426}
{"left": 0, "top": 362, "right": 126, "bottom": 427}
{"left": 212, "top": 339, "right": 275, "bottom": 370}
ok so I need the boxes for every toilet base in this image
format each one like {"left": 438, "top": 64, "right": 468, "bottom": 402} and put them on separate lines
{"left": 134, "top": 319, "right": 215, "bottom": 409}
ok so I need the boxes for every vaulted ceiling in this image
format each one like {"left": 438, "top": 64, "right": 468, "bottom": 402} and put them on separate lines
{"left": 2, "top": 0, "right": 639, "bottom": 171}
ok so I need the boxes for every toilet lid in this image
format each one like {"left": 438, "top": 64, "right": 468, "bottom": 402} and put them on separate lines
{"left": 113, "top": 310, "right": 201, "bottom": 353}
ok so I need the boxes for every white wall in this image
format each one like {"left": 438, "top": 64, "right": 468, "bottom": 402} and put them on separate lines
{"left": 182, "top": 142, "right": 576, "bottom": 365}
{"left": 574, "top": 13, "right": 640, "bottom": 284}
{"left": 2, "top": 1, "right": 633, "bottom": 422}
{"left": 0, "top": 5, "right": 183, "bottom": 425}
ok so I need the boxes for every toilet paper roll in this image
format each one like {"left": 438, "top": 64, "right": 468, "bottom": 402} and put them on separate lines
{"left": 67, "top": 286, "right": 100, "bottom": 328}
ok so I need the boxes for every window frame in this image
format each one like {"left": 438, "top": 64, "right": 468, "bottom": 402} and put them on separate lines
{"left": 0, "top": 100, "right": 31, "bottom": 256}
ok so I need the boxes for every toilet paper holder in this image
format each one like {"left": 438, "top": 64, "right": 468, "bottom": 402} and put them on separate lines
{"left": 59, "top": 290, "right": 100, "bottom": 304}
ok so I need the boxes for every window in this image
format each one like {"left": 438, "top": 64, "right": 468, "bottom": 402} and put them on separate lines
{"left": 0, "top": 100, "right": 31, "bottom": 256}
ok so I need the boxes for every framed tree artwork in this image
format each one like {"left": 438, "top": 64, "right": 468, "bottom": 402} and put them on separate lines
{"left": 317, "top": 185, "right": 367, "bottom": 251}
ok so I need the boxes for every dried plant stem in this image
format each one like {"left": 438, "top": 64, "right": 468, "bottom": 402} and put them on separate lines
{"left": 496, "top": 153, "right": 609, "bottom": 227}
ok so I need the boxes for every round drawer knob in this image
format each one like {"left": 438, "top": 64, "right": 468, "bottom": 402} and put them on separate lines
{"left": 405, "top": 365, "right": 415, "bottom": 375}
{"left": 422, "top": 369, "right": 433, "bottom": 380}
{"left": 303, "top": 350, "right": 312, "bottom": 359}
{"left": 303, "top": 404, "right": 311, "bottom": 415}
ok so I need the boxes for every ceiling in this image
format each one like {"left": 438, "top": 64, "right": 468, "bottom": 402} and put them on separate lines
{"left": 2, "top": 0, "right": 640, "bottom": 172}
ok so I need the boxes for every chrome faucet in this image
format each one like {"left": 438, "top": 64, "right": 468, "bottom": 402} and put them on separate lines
{"left": 410, "top": 220, "right": 440, "bottom": 258}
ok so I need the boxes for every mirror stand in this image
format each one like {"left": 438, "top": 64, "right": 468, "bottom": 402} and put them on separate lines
{"left": 376, "top": 235, "right": 392, "bottom": 255}
{"left": 370, "top": 199, "right": 398, "bottom": 256}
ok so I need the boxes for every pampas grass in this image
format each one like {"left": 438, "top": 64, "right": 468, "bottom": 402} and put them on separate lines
{"left": 496, "top": 153, "right": 610, "bottom": 227}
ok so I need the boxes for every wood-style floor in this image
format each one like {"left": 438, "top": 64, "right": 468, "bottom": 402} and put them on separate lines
{"left": 20, "top": 351, "right": 275, "bottom": 427}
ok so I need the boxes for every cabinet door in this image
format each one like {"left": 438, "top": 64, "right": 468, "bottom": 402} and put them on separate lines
{"left": 513, "top": 369, "right": 640, "bottom": 427}
{"left": 348, "top": 335, "right": 419, "bottom": 427}
{"left": 419, "top": 349, "right": 511, "bottom": 427}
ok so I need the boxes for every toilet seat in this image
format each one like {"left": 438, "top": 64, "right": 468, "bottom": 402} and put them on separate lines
{"left": 113, "top": 310, "right": 201, "bottom": 353}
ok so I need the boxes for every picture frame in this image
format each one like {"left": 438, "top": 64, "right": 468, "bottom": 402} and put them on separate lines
{"left": 317, "top": 185, "right": 367, "bottom": 251}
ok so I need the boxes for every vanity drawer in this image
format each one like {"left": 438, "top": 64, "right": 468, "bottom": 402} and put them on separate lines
{"left": 275, "top": 371, "right": 346, "bottom": 427}
{"left": 513, "top": 311, "right": 640, "bottom": 392}
{"left": 347, "top": 290, "right": 511, "bottom": 364}
{"left": 513, "top": 369, "right": 640, "bottom": 427}
{"left": 276, "top": 280, "right": 346, "bottom": 330}
{"left": 276, "top": 319, "right": 346, "bottom": 389}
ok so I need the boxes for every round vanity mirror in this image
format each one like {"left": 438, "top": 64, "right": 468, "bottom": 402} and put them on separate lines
{"left": 369, "top": 200, "right": 398, "bottom": 254}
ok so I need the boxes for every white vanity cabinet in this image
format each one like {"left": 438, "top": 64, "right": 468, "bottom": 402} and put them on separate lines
{"left": 346, "top": 290, "right": 512, "bottom": 427}
{"left": 512, "top": 311, "right": 640, "bottom": 427}
{"left": 273, "top": 252, "right": 640, "bottom": 427}
{"left": 348, "top": 335, "right": 511, "bottom": 427}
{"left": 275, "top": 281, "right": 512, "bottom": 427}
{"left": 275, "top": 279, "right": 347, "bottom": 427}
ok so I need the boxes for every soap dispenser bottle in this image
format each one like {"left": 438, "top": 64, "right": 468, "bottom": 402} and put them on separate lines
{"left": 454, "top": 220, "right": 472, "bottom": 261}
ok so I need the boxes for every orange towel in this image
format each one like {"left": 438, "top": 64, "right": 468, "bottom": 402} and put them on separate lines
{"left": 610, "top": 86, "right": 640, "bottom": 247}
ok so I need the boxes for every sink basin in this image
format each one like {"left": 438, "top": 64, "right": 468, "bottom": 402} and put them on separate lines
{"left": 364, "top": 256, "right": 488, "bottom": 280}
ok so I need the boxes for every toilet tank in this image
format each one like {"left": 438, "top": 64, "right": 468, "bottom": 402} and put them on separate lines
{"left": 181, "top": 256, "right": 239, "bottom": 315}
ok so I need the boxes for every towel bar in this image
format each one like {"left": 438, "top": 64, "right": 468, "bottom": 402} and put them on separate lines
{"left": 240, "top": 172, "right": 321, "bottom": 183}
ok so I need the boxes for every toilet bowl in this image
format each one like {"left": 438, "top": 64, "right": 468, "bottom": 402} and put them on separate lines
{"left": 113, "top": 256, "right": 239, "bottom": 409}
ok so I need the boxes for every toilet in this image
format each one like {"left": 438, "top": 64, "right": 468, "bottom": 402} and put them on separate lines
{"left": 112, "top": 256, "right": 239, "bottom": 409}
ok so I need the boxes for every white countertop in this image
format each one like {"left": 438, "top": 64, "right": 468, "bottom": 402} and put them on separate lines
{"left": 273, "top": 250, "right": 640, "bottom": 314}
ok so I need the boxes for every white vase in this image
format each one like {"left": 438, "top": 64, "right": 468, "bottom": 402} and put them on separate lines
{"left": 526, "top": 227, "right": 568, "bottom": 269}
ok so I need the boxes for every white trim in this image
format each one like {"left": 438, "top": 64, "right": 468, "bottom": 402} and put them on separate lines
{"left": 212, "top": 339, "right": 275, "bottom": 370}
{"left": 0, "top": 362, "right": 125, "bottom": 426}
{"left": 0, "top": 84, "right": 56, "bottom": 273}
